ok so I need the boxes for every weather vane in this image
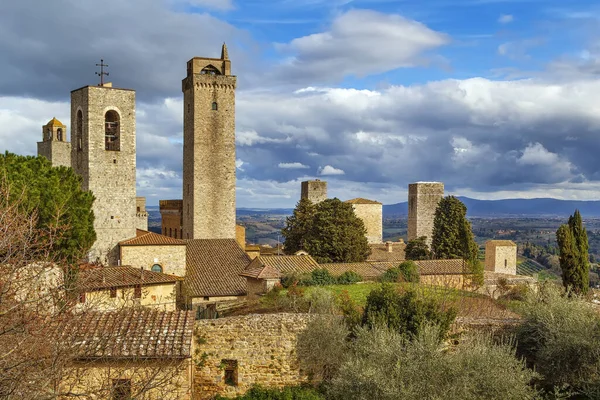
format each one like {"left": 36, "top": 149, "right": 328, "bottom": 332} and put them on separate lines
{"left": 95, "top": 59, "right": 109, "bottom": 86}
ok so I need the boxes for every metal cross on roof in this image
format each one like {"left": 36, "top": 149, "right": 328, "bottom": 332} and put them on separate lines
{"left": 95, "top": 59, "right": 109, "bottom": 86}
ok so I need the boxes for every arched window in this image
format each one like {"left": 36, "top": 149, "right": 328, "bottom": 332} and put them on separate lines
{"left": 46, "top": 129, "right": 52, "bottom": 141}
{"left": 200, "top": 65, "right": 221, "bottom": 75}
{"left": 151, "top": 264, "right": 163, "bottom": 273}
{"left": 57, "top": 128, "right": 63, "bottom": 141}
{"left": 212, "top": 102, "right": 218, "bottom": 111}
{"left": 104, "top": 110, "right": 120, "bottom": 151}
{"left": 76, "top": 110, "right": 83, "bottom": 151}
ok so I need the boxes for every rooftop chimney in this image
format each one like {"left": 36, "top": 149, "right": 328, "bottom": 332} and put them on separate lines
{"left": 386, "top": 242, "right": 393, "bottom": 252}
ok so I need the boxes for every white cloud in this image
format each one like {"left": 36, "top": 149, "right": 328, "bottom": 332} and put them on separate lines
{"left": 278, "top": 162, "right": 309, "bottom": 169}
{"left": 274, "top": 9, "right": 449, "bottom": 83}
{"left": 184, "top": 0, "right": 235, "bottom": 11}
{"left": 236, "top": 159, "right": 245, "bottom": 171}
{"left": 498, "top": 14, "right": 514, "bottom": 24}
{"left": 319, "top": 165, "right": 345, "bottom": 175}
{"left": 517, "top": 142, "right": 560, "bottom": 166}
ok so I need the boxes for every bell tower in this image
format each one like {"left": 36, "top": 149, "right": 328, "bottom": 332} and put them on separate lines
{"left": 182, "top": 44, "right": 237, "bottom": 239}
{"left": 37, "top": 117, "right": 71, "bottom": 167}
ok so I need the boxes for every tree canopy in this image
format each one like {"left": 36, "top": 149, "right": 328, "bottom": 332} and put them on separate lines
{"left": 282, "top": 198, "right": 370, "bottom": 263}
{"left": 556, "top": 209, "right": 589, "bottom": 294}
{"left": 0, "top": 152, "right": 95, "bottom": 264}
{"left": 405, "top": 236, "right": 432, "bottom": 260}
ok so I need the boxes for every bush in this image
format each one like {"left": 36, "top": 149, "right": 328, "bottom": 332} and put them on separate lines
{"left": 336, "top": 271, "right": 362, "bottom": 285}
{"left": 302, "top": 269, "right": 337, "bottom": 286}
{"left": 281, "top": 271, "right": 307, "bottom": 288}
{"left": 216, "top": 385, "right": 324, "bottom": 399}
{"left": 380, "top": 267, "right": 401, "bottom": 283}
{"left": 337, "top": 291, "right": 362, "bottom": 332}
{"left": 398, "top": 261, "right": 419, "bottom": 283}
{"left": 306, "top": 287, "right": 337, "bottom": 314}
{"left": 517, "top": 282, "right": 600, "bottom": 393}
{"left": 362, "top": 284, "right": 456, "bottom": 340}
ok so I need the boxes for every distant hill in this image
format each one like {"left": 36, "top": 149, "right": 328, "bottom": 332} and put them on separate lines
{"left": 383, "top": 197, "right": 600, "bottom": 217}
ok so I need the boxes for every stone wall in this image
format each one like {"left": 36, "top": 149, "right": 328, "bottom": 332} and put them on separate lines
{"left": 182, "top": 52, "right": 236, "bottom": 240}
{"left": 351, "top": 203, "right": 383, "bottom": 244}
{"left": 71, "top": 85, "right": 137, "bottom": 266}
{"left": 485, "top": 242, "right": 517, "bottom": 275}
{"left": 301, "top": 180, "right": 327, "bottom": 204}
{"left": 136, "top": 196, "right": 148, "bottom": 231}
{"left": 120, "top": 244, "right": 187, "bottom": 277}
{"left": 78, "top": 283, "right": 178, "bottom": 311}
{"left": 407, "top": 182, "right": 444, "bottom": 248}
{"left": 160, "top": 199, "right": 183, "bottom": 238}
{"left": 420, "top": 274, "right": 465, "bottom": 289}
{"left": 236, "top": 224, "right": 246, "bottom": 250}
{"left": 37, "top": 140, "right": 72, "bottom": 167}
{"left": 193, "top": 313, "right": 312, "bottom": 399}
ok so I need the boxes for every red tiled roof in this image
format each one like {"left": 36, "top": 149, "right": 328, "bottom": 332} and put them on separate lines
{"left": 319, "top": 262, "right": 382, "bottom": 280}
{"left": 415, "top": 259, "right": 466, "bottom": 275}
{"left": 76, "top": 266, "right": 181, "bottom": 291}
{"left": 119, "top": 229, "right": 185, "bottom": 246}
{"left": 252, "top": 255, "right": 320, "bottom": 275}
{"left": 185, "top": 239, "right": 250, "bottom": 297}
{"left": 367, "top": 242, "right": 406, "bottom": 262}
{"left": 486, "top": 240, "right": 517, "bottom": 247}
{"left": 345, "top": 198, "right": 382, "bottom": 205}
{"left": 240, "top": 262, "right": 282, "bottom": 279}
{"left": 63, "top": 309, "right": 194, "bottom": 360}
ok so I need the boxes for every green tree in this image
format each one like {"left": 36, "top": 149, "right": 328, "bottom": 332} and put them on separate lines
{"left": 556, "top": 209, "right": 590, "bottom": 294}
{"left": 404, "top": 236, "right": 432, "bottom": 260}
{"left": 431, "top": 196, "right": 482, "bottom": 285}
{"left": 0, "top": 152, "right": 95, "bottom": 264}
{"left": 283, "top": 198, "right": 370, "bottom": 263}
{"left": 282, "top": 198, "right": 315, "bottom": 254}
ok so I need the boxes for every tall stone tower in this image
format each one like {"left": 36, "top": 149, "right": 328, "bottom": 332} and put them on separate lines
{"left": 71, "top": 82, "right": 137, "bottom": 265}
{"left": 182, "top": 44, "right": 236, "bottom": 240}
{"left": 407, "top": 182, "right": 444, "bottom": 248}
{"left": 301, "top": 180, "right": 327, "bottom": 204}
{"left": 37, "top": 117, "right": 71, "bottom": 167}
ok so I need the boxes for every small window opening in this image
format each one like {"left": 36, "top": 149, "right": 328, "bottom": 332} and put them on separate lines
{"left": 134, "top": 285, "right": 142, "bottom": 299}
{"left": 212, "top": 102, "right": 218, "bottom": 111}
{"left": 105, "top": 110, "right": 120, "bottom": 151}
{"left": 169, "top": 228, "right": 172, "bottom": 237}
{"left": 187, "top": 103, "right": 191, "bottom": 113}
{"left": 57, "top": 128, "right": 63, "bottom": 141}
{"left": 200, "top": 65, "right": 221, "bottom": 75}
{"left": 505, "top": 259, "right": 507, "bottom": 267}
{"left": 137, "top": 206, "right": 140, "bottom": 213}
{"left": 112, "top": 379, "right": 132, "bottom": 400}
{"left": 151, "top": 264, "right": 163, "bottom": 273}
{"left": 76, "top": 110, "right": 83, "bottom": 151}
{"left": 46, "top": 129, "right": 52, "bottom": 140}
{"left": 180, "top": 229, "right": 182, "bottom": 239}
{"left": 110, "top": 287, "right": 117, "bottom": 298}
{"left": 222, "top": 360, "right": 238, "bottom": 386}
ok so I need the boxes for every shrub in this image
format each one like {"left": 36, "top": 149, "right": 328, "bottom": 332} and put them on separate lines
{"left": 216, "top": 385, "right": 324, "bottom": 399}
{"left": 517, "top": 282, "right": 600, "bottom": 392}
{"left": 336, "top": 271, "right": 362, "bottom": 285}
{"left": 398, "top": 261, "right": 419, "bottom": 283}
{"left": 380, "top": 267, "right": 401, "bottom": 283}
{"left": 304, "top": 269, "right": 337, "bottom": 286}
{"left": 362, "top": 284, "right": 456, "bottom": 340}
{"left": 306, "top": 287, "right": 337, "bottom": 314}
{"left": 281, "top": 271, "right": 306, "bottom": 288}
{"left": 337, "top": 291, "right": 362, "bottom": 332}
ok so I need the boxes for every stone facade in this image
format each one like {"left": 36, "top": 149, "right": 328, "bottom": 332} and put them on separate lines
{"left": 193, "top": 313, "right": 311, "bottom": 399}
{"left": 236, "top": 224, "right": 246, "bottom": 250}
{"left": 301, "top": 180, "right": 327, "bottom": 204}
{"left": 37, "top": 117, "right": 71, "bottom": 167}
{"left": 485, "top": 240, "right": 517, "bottom": 275}
{"left": 71, "top": 84, "right": 137, "bottom": 265}
{"left": 136, "top": 196, "right": 148, "bottom": 231}
{"left": 408, "top": 182, "right": 444, "bottom": 248}
{"left": 182, "top": 45, "right": 236, "bottom": 240}
{"left": 160, "top": 199, "right": 183, "bottom": 238}
{"left": 345, "top": 199, "right": 383, "bottom": 244}
{"left": 78, "top": 282, "right": 178, "bottom": 311}
{"left": 120, "top": 244, "right": 187, "bottom": 277}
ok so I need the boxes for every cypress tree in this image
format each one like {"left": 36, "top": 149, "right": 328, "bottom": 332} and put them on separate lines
{"left": 282, "top": 197, "right": 315, "bottom": 254}
{"left": 556, "top": 210, "right": 589, "bottom": 294}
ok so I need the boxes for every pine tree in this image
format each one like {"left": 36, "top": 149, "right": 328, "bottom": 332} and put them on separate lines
{"left": 282, "top": 198, "right": 315, "bottom": 254}
{"left": 556, "top": 209, "right": 589, "bottom": 294}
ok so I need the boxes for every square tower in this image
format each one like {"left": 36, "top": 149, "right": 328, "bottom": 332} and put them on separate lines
{"left": 37, "top": 117, "right": 71, "bottom": 167}
{"left": 70, "top": 83, "right": 137, "bottom": 265}
{"left": 182, "top": 44, "right": 237, "bottom": 239}
{"left": 485, "top": 240, "right": 517, "bottom": 275}
{"left": 301, "top": 180, "right": 327, "bottom": 204}
{"left": 345, "top": 198, "right": 383, "bottom": 244}
{"left": 407, "top": 182, "right": 444, "bottom": 248}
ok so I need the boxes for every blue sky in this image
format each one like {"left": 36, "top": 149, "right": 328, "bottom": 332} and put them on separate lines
{"left": 1, "top": 0, "right": 600, "bottom": 207}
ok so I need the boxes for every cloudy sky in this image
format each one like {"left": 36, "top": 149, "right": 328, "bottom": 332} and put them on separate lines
{"left": 1, "top": 0, "right": 600, "bottom": 208}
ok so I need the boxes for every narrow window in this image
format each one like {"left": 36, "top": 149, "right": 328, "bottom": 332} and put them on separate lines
{"left": 134, "top": 285, "right": 142, "bottom": 299}
{"left": 57, "top": 128, "right": 63, "bottom": 141}
{"left": 505, "top": 259, "right": 507, "bottom": 267}
{"left": 137, "top": 206, "right": 140, "bottom": 213}
{"left": 105, "top": 110, "right": 120, "bottom": 151}
{"left": 76, "top": 110, "right": 83, "bottom": 151}
{"left": 110, "top": 287, "right": 117, "bottom": 298}
{"left": 79, "top": 292, "right": 86, "bottom": 303}
{"left": 112, "top": 379, "right": 132, "bottom": 400}
{"left": 222, "top": 360, "right": 238, "bottom": 386}
{"left": 212, "top": 102, "right": 218, "bottom": 111}
{"left": 180, "top": 229, "right": 182, "bottom": 239}
{"left": 187, "top": 103, "right": 191, "bottom": 113}
{"left": 151, "top": 264, "right": 163, "bottom": 273}
{"left": 169, "top": 228, "right": 172, "bottom": 237}
{"left": 46, "top": 129, "right": 52, "bottom": 141}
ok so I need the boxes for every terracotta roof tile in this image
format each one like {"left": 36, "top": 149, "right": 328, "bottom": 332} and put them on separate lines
{"left": 120, "top": 229, "right": 185, "bottom": 246}
{"left": 486, "top": 240, "right": 517, "bottom": 247}
{"left": 45, "top": 117, "right": 65, "bottom": 127}
{"left": 185, "top": 239, "right": 250, "bottom": 297}
{"left": 251, "top": 255, "right": 320, "bottom": 275}
{"left": 240, "top": 263, "right": 282, "bottom": 279}
{"left": 415, "top": 259, "right": 466, "bottom": 275}
{"left": 319, "top": 262, "right": 382, "bottom": 280}
{"left": 76, "top": 266, "right": 181, "bottom": 291}
{"left": 63, "top": 309, "right": 194, "bottom": 360}
{"left": 367, "top": 242, "right": 406, "bottom": 262}
{"left": 345, "top": 198, "right": 382, "bottom": 205}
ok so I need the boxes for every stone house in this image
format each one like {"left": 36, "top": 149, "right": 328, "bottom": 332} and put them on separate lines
{"left": 240, "top": 263, "right": 282, "bottom": 300}
{"left": 60, "top": 308, "right": 194, "bottom": 399}
{"left": 75, "top": 266, "right": 181, "bottom": 311}
{"left": 119, "top": 229, "right": 187, "bottom": 277}
{"left": 485, "top": 240, "right": 517, "bottom": 275}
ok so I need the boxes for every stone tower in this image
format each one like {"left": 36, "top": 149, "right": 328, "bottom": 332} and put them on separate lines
{"left": 71, "top": 82, "right": 137, "bottom": 265}
{"left": 344, "top": 198, "right": 383, "bottom": 244}
{"left": 407, "top": 182, "right": 444, "bottom": 248}
{"left": 37, "top": 117, "right": 71, "bottom": 167}
{"left": 182, "top": 44, "right": 236, "bottom": 240}
{"left": 301, "top": 180, "right": 327, "bottom": 204}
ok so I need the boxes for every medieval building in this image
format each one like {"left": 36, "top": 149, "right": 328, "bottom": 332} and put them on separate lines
{"left": 408, "top": 182, "right": 444, "bottom": 248}
{"left": 37, "top": 117, "right": 71, "bottom": 167}
{"left": 300, "top": 179, "right": 327, "bottom": 204}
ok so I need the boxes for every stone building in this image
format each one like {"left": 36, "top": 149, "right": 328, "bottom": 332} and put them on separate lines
{"left": 37, "top": 117, "right": 71, "bottom": 167}
{"left": 345, "top": 198, "right": 383, "bottom": 244}
{"left": 485, "top": 240, "right": 517, "bottom": 275}
{"left": 408, "top": 182, "right": 444, "bottom": 248}
{"left": 136, "top": 196, "right": 148, "bottom": 231}
{"left": 160, "top": 199, "right": 183, "bottom": 239}
{"left": 301, "top": 179, "right": 327, "bottom": 204}
{"left": 182, "top": 44, "right": 236, "bottom": 240}
{"left": 71, "top": 82, "right": 137, "bottom": 265}
{"left": 119, "top": 229, "right": 187, "bottom": 277}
